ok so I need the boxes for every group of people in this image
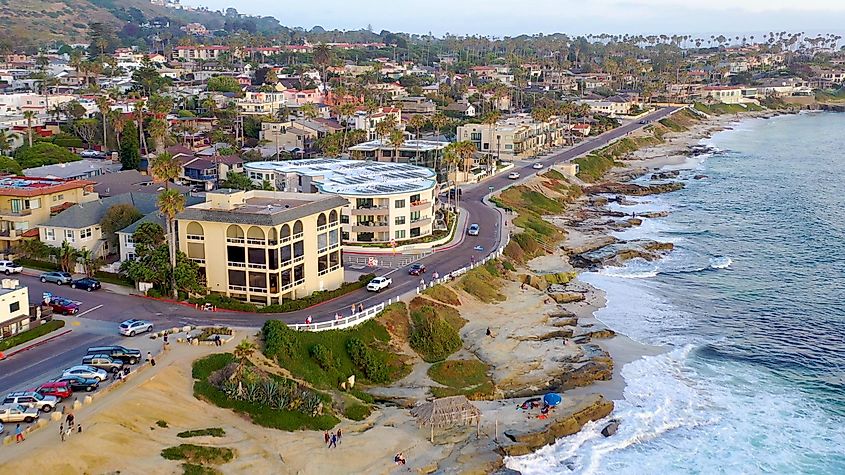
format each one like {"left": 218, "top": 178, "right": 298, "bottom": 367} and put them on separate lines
{"left": 323, "top": 428, "right": 342, "bottom": 448}
{"left": 60, "top": 411, "right": 81, "bottom": 442}
{"left": 394, "top": 452, "right": 407, "bottom": 465}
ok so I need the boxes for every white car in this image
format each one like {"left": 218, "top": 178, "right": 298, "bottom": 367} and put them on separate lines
{"left": 80, "top": 149, "right": 102, "bottom": 158}
{"left": 119, "top": 319, "right": 154, "bottom": 337}
{"left": 532, "top": 163, "right": 544, "bottom": 170}
{"left": 367, "top": 276, "right": 392, "bottom": 292}
{"left": 467, "top": 223, "right": 480, "bottom": 236}
{"left": 508, "top": 172, "right": 520, "bottom": 180}
{"left": 0, "top": 404, "right": 39, "bottom": 423}
{"left": 62, "top": 365, "right": 109, "bottom": 382}
{"left": 0, "top": 260, "right": 22, "bottom": 275}
{"left": 2, "top": 391, "right": 58, "bottom": 413}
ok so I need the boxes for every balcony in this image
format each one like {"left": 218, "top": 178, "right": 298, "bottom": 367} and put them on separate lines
{"left": 190, "top": 258, "right": 206, "bottom": 265}
{"left": 410, "top": 217, "right": 432, "bottom": 227}
{"left": 352, "top": 223, "right": 390, "bottom": 233}
{"left": 410, "top": 200, "right": 431, "bottom": 211}
{"left": 247, "top": 262, "right": 267, "bottom": 270}
{"left": 318, "top": 265, "right": 341, "bottom": 276}
{"left": 186, "top": 234, "right": 204, "bottom": 241}
{"left": 226, "top": 237, "right": 245, "bottom": 244}
{"left": 228, "top": 284, "right": 247, "bottom": 292}
{"left": 246, "top": 238, "right": 266, "bottom": 246}
{"left": 350, "top": 207, "right": 389, "bottom": 216}
{"left": 227, "top": 261, "right": 247, "bottom": 268}
{"left": 0, "top": 208, "right": 32, "bottom": 219}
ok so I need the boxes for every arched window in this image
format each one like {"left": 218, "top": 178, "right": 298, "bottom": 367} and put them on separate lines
{"left": 328, "top": 210, "right": 338, "bottom": 224}
{"left": 226, "top": 225, "right": 244, "bottom": 241}
{"left": 247, "top": 226, "right": 265, "bottom": 240}
{"left": 317, "top": 213, "right": 327, "bottom": 227}
{"left": 293, "top": 220, "right": 303, "bottom": 235}
{"left": 280, "top": 224, "right": 291, "bottom": 239}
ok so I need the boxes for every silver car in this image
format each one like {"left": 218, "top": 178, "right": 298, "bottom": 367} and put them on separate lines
{"left": 119, "top": 319, "right": 154, "bottom": 337}
{"left": 2, "top": 391, "right": 58, "bottom": 413}
{"left": 63, "top": 365, "right": 109, "bottom": 382}
{"left": 0, "top": 404, "right": 39, "bottom": 423}
{"left": 40, "top": 271, "right": 73, "bottom": 285}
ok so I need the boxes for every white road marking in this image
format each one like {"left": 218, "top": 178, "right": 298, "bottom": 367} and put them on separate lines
{"left": 76, "top": 304, "right": 103, "bottom": 318}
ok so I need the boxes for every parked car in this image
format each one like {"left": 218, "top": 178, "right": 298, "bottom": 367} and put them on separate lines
{"left": 467, "top": 223, "right": 480, "bottom": 236}
{"left": 0, "top": 260, "right": 22, "bottom": 275}
{"left": 51, "top": 375, "right": 99, "bottom": 392}
{"left": 367, "top": 276, "right": 392, "bottom": 292}
{"left": 71, "top": 277, "right": 101, "bottom": 291}
{"left": 0, "top": 404, "right": 39, "bottom": 423}
{"left": 40, "top": 271, "right": 73, "bottom": 285}
{"left": 81, "top": 354, "right": 124, "bottom": 373}
{"left": 49, "top": 297, "right": 79, "bottom": 315}
{"left": 118, "top": 319, "right": 154, "bottom": 337}
{"left": 408, "top": 263, "right": 426, "bottom": 276}
{"left": 86, "top": 345, "right": 142, "bottom": 364}
{"left": 508, "top": 172, "right": 520, "bottom": 180}
{"left": 2, "top": 391, "right": 57, "bottom": 412}
{"left": 62, "top": 365, "right": 108, "bottom": 382}
{"left": 80, "top": 149, "right": 103, "bottom": 158}
{"left": 34, "top": 381, "right": 72, "bottom": 401}
{"left": 532, "top": 162, "right": 544, "bottom": 170}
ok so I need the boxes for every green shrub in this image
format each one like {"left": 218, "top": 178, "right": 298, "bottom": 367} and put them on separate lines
{"left": 409, "top": 307, "right": 462, "bottom": 363}
{"left": 156, "top": 419, "right": 169, "bottom": 428}
{"left": 346, "top": 338, "right": 389, "bottom": 383}
{"left": 262, "top": 320, "right": 297, "bottom": 358}
{"left": 343, "top": 403, "right": 371, "bottom": 421}
{"left": 177, "top": 428, "right": 226, "bottom": 438}
{"left": 422, "top": 285, "right": 461, "bottom": 306}
{"left": 259, "top": 274, "right": 374, "bottom": 313}
{"left": 189, "top": 294, "right": 257, "bottom": 312}
{"left": 349, "top": 389, "right": 374, "bottom": 404}
{"left": 161, "top": 444, "right": 234, "bottom": 465}
{"left": 181, "top": 464, "right": 222, "bottom": 475}
{"left": 309, "top": 344, "right": 335, "bottom": 370}
{"left": 0, "top": 320, "right": 65, "bottom": 352}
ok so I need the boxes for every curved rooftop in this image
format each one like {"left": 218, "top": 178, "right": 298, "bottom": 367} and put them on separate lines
{"left": 245, "top": 159, "right": 437, "bottom": 196}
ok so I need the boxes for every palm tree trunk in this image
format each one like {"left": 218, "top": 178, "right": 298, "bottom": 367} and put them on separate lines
{"left": 167, "top": 217, "right": 178, "bottom": 300}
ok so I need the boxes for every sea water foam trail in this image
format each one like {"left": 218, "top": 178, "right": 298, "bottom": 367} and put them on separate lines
{"left": 509, "top": 113, "right": 845, "bottom": 474}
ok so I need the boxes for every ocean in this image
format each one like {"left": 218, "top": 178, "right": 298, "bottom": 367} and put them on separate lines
{"left": 506, "top": 112, "right": 845, "bottom": 475}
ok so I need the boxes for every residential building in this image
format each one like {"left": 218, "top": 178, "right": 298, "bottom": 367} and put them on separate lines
{"left": 0, "top": 279, "right": 32, "bottom": 339}
{"left": 577, "top": 96, "right": 634, "bottom": 117}
{"left": 443, "top": 101, "right": 477, "bottom": 117}
{"left": 393, "top": 96, "right": 437, "bottom": 115}
{"left": 259, "top": 119, "right": 341, "bottom": 156}
{"left": 243, "top": 159, "right": 437, "bottom": 244}
{"left": 175, "top": 189, "right": 347, "bottom": 305}
{"left": 236, "top": 90, "right": 286, "bottom": 115}
{"left": 0, "top": 177, "right": 97, "bottom": 252}
{"left": 172, "top": 45, "right": 233, "bottom": 61}
{"left": 349, "top": 107, "right": 402, "bottom": 141}
{"left": 116, "top": 213, "right": 164, "bottom": 263}
{"left": 38, "top": 192, "right": 174, "bottom": 258}
{"left": 701, "top": 85, "right": 746, "bottom": 104}
{"left": 456, "top": 114, "right": 568, "bottom": 161}
{"left": 23, "top": 160, "right": 121, "bottom": 180}
{"left": 348, "top": 139, "right": 450, "bottom": 182}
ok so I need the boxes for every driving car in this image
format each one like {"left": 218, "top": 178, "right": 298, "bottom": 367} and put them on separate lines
{"left": 40, "top": 271, "right": 73, "bottom": 285}
{"left": 0, "top": 404, "right": 39, "bottom": 423}
{"left": 118, "top": 319, "right": 154, "bottom": 337}
{"left": 367, "top": 276, "right": 392, "bottom": 292}
{"left": 408, "top": 263, "right": 426, "bottom": 276}
{"left": 0, "top": 260, "right": 22, "bottom": 275}
{"left": 80, "top": 149, "right": 103, "bottom": 158}
{"left": 2, "top": 391, "right": 57, "bottom": 412}
{"left": 508, "top": 172, "right": 520, "bottom": 180}
{"left": 467, "top": 223, "right": 480, "bottom": 236}
{"left": 532, "top": 162, "right": 544, "bottom": 169}
{"left": 49, "top": 297, "right": 79, "bottom": 315}
{"left": 81, "top": 354, "right": 125, "bottom": 373}
{"left": 51, "top": 375, "right": 99, "bottom": 392}
{"left": 62, "top": 365, "right": 109, "bottom": 382}
{"left": 34, "top": 381, "right": 72, "bottom": 401}
{"left": 71, "top": 277, "right": 101, "bottom": 291}
{"left": 86, "top": 345, "right": 142, "bottom": 364}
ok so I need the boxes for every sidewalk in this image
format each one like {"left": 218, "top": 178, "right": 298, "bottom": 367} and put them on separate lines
{"left": 20, "top": 267, "right": 134, "bottom": 296}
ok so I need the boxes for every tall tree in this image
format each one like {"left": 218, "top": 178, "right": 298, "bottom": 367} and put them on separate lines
{"left": 149, "top": 152, "right": 181, "bottom": 188}
{"left": 119, "top": 121, "right": 141, "bottom": 170}
{"left": 22, "top": 111, "right": 35, "bottom": 147}
{"left": 157, "top": 189, "right": 186, "bottom": 300}
{"left": 313, "top": 43, "right": 332, "bottom": 94}
{"left": 95, "top": 95, "right": 110, "bottom": 148}
{"left": 388, "top": 129, "right": 405, "bottom": 163}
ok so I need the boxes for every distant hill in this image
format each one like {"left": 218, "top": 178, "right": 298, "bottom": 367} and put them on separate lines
{"left": 0, "top": 0, "right": 282, "bottom": 50}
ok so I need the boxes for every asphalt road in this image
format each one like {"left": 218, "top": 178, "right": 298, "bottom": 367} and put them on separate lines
{"left": 0, "top": 107, "right": 677, "bottom": 397}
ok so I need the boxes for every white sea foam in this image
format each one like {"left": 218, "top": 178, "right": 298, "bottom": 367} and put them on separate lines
{"left": 709, "top": 256, "right": 732, "bottom": 269}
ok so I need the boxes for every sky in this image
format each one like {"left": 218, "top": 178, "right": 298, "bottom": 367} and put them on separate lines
{"left": 181, "top": 0, "right": 845, "bottom": 37}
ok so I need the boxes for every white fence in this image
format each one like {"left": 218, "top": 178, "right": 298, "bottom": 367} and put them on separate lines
{"left": 288, "top": 301, "right": 388, "bottom": 332}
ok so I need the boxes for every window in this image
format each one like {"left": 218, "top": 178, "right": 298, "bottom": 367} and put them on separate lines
{"left": 9, "top": 301, "right": 20, "bottom": 313}
{"left": 410, "top": 211, "right": 421, "bottom": 222}
{"left": 470, "top": 132, "right": 482, "bottom": 141}
{"left": 81, "top": 228, "right": 92, "bottom": 239}
{"left": 395, "top": 216, "right": 406, "bottom": 225}
{"left": 125, "top": 234, "right": 134, "bottom": 244}
{"left": 28, "top": 198, "right": 41, "bottom": 209}
{"left": 340, "top": 214, "right": 349, "bottom": 224}
{"left": 395, "top": 230, "right": 406, "bottom": 239}
{"left": 45, "top": 228, "right": 55, "bottom": 241}
{"left": 317, "top": 232, "right": 328, "bottom": 252}
{"left": 64, "top": 229, "right": 75, "bottom": 242}
{"left": 394, "top": 199, "right": 406, "bottom": 209}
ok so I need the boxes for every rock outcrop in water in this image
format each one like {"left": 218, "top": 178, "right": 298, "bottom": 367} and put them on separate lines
{"left": 584, "top": 182, "right": 685, "bottom": 196}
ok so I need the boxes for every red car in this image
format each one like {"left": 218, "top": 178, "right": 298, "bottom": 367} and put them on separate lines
{"left": 408, "top": 263, "right": 427, "bottom": 276}
{"left": 49, "top": 297, "right": 80, "bottom": 315}
{"left": 34, "top": 381, "right": 73, "bottom": 401}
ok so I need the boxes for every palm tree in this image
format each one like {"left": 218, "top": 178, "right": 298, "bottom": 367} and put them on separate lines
{"left": 336, "top": 102, "right": 356, "bottom": 154}
{"left": 407, "top": 115, "right": 428, "bottom": 166}
{"left": 22, "top": 111, "right": 35, "bottom": 147}
{"left": 299, "top": 102, "right": 318, "bottom": 120}
{"left": 157, "top": 189, "right": 186, "bottom": 300}
{"left": 76, "top": 248, "right": 98, "bottom": 277}
{"left": 313, "top": 44, "right": 332, "bottom": 94}
{"left": 481, "top": 111, "right": 501, "bottom": 174}
{"left": 387, "top": 129, "right": 405, "bottom": 163}
{"left": 57, "top": 241, "right": 78, "bottom": 273}
{"left": 134, "top": 100, "right": 148, "bottom": 155}
{"left": 150, "top": 152, "right": 181, "bottom": 188}
{"left": 111, "top": 111, "right": 127, "bottom": 148}
{"left": 0, "top": 130, "right": 18, "bottom": 156}
{"left": 95, "top": 95, "right": 110, "bottom": 149}
{"left": 233, "top": 339, "right": 256, "bottom": 373}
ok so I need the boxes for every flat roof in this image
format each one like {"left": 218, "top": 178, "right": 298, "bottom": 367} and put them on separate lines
{"left": 177, "top": 190, "right": 348, "bottom": 227}
{"left": 244, "top": 159, "right": 437, "bottom": 196}
{"left": 0, "top": 176, "right": 94, "bottom": 197}
{"left": 348, "top": 139, "right": 449, "bottom": 153}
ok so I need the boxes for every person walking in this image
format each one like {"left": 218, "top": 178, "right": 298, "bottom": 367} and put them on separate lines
{"left": 60, "top": 424, "right": 66, "bottom": 442}
{"left": 336, "top": 428, "right": 342, "bottom": 445}
{"left": 147, "top": 351, "right": 156, "bottom": 366}
{"left": 350, "top": 304, "right": 356, "bottom": 315}
{"left": 324, "top": 430, "right": 330, "bottom": 446}
{"left": 66, "top": 411, "right": 75, "bottom": 427}
{"left": 163, "top": 333, "right": 169, "bottom": 348}
{"left": 329, "top": 432, "right": 337, "bottom": 448}
{"left": 14, "top": 423, "right": 24, "bottom": 443}
{"left": 358, "top": 303, "right": 364, "bottom": 313}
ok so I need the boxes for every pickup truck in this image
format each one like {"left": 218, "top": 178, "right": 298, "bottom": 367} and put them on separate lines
{"left": 367, "top": 276, "right": 392, "bottom": 292}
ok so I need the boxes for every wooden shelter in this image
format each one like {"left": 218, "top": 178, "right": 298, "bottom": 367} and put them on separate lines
{"left": 410, "top": 395, "right": 482, "bottom": 443}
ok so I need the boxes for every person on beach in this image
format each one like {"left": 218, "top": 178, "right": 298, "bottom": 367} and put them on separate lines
{"left": 350, "top": 304, "right": 356, "bottom": 315}
{"left": 77, "top": 423, "right": 82, "bottom": 433}
{"left": 394, "top": 453, "right": 406, "bottom": 465}
{"left": 336, "top": 428, "right": 342, "bottom": 444}
{"left": 66, "top": 411, "right": 75, "bottom": 427}
{"left": 163, "top": 333, "right": 169, "bottom": 348}
{"left": 65, "top": 424, "right": 72, "bottom": 439}
{"left": 486, "top": 327, "right": 492, "bottom": 337}
{"left": 147, "top": 351, "right": 156, "bottom": 366}
{"left": 305, "top": 315, "right": 313, "bottom": 325}
{"left": 215, "top": 334, "right": 222, "bottom": 346}
{"left": 15, "top": 423, "right": 24, "bottom": 443}
{"left": 324, "top": 431, "right": 330, "bottom": 445}
{"left": 358, "top": 303, "right": 364, "bottom": 313}
{"left": 329, "top": 432, "right": 337, "bottom": 448}
{"left": 60, "top": 424, "right": 65, "bottom": 442}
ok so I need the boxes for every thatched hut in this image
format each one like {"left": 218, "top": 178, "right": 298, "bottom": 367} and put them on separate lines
{"left": 410, "top": 395, "right": 482, "bottom": 442}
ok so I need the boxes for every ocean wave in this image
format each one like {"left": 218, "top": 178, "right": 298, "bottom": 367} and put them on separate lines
{"left": 708, "top": 256, "right": 732, "bottom": 269}
{"left": 598, "top": 255, "right": 732, "bottom": 279}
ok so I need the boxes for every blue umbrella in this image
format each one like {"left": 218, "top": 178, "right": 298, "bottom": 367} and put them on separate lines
{"left": 543, "top": 393, "right": 562, "bottom": 407}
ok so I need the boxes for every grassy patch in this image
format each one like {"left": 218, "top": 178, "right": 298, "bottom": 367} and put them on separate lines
{"left": 156, "top": 420, "right": 169, "bottom": 428}
{"left": 460, "top": 261, "right": 505, "bottom": 303}
{"left": 0, "top": 320, "right": 65, "bottom": 352}
{"left": 261, "top": 315, "right": 409, "bottom": 389}
{"left": 408, "top": 299, "right": 463, "bottom": 363}
{"left": 161, "top": 444, "right": 235, "bottom": 465}
{"left": 349, "top": 389, "right": 375, "bottom": 404}
{"left": 409, "top": 297, "right": 466, "bottom": 331}
{"left": 192, "top": 354, "right": 340, "bottom": 431}
{"left": 343, "top": 403, "right": 372, "bottom": 421}
{"left": 428, "top": 359, "right": 495, "bottom": 400}
{"left": 694, "top": 102, "right": 761, "bottom": 115}
{"left": 423, "top": 284, "right": 461, "bottom": 306}
{"left": 177, "top": 428, "right": 226, "bottom": 438}
{"left": 182, "top": 464, "right": 222, "bottom": 475}
{"left": 574, "top": 153, "right": 617, "bottom": 182}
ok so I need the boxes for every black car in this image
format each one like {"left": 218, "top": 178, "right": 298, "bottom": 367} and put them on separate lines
{"left": 52, "top": 375, "right": 99, "bottom": 392}
{"left": 86, "top": 345, "right": 142, "bottom": 365}
{"left": 408, "top": 263, "right": 427, "bottom": 275}
{"left": 71, "top": 277, "right": 101, "bottom": 291}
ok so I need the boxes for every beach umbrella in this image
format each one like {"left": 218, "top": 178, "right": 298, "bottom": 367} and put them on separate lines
{"left": 543, "top": 393, "right": 562, "bottom": 407}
